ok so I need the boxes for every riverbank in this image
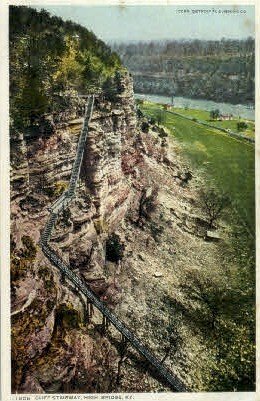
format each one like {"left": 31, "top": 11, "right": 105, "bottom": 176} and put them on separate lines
{"left": 135, "top": 93, "right": 255, "bottom": 121}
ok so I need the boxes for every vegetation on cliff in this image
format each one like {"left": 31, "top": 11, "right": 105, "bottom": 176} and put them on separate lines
{"left": 9, "top": 6, "right": 122, "bottom": 129}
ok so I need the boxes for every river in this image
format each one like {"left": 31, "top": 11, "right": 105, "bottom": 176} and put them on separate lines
{"left": 134, "top": 93, "right": 255, "bottom": 121}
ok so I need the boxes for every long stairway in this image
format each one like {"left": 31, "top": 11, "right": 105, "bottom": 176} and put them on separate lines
{"left": 40, "top": 95, "right": 188, "bottom": 392}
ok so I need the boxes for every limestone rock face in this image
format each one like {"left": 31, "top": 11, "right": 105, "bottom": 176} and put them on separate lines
{"left": 10, "top": 72, "right": 175, "bottom": 393}
{"left": 81, "top": 74, "right": 135, "bottom": 229}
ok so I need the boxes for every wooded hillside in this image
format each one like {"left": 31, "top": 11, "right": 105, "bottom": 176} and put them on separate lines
{"left": 10, "top": 6, "right": 122, "bottom": 129}
{"left": 112, "top": 39, "right": 255, "bottom": 104}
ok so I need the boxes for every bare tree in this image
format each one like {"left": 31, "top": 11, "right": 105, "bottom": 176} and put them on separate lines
{"left": 160, "top": 332, "right": 180, "bottom": 364}
{"left": 199, "top": 188, "right": 230, "bottom": 228}
{"left": 116, "top": 337, "right": 129, "bottom": 386}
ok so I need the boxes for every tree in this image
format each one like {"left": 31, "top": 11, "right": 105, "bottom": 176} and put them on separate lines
{"left": 161, "top": 326, "right": 182, "bottom": 364}
{"left": 237, "top": 121, "right": 248, "bottom": 131}
{"left": 155, "top": 109, "right": 166, "bottom": 125}
{"left": 180, "top": 266, "right": 255, "bottom": 391}
{"left": 209, "top": 109, "right": 220, "bottom": 120}
{"left": 116, "top": 337, "right": 129, "bottom": 385}
{"left": 199, "top": 188, "right": 230, "bottom": 228}
{"left": 181, "top": 269, "right": 228, "bottom": 330}
{"left": 102, "top": 76, "right": 117, "bottom": 102}
{"left": 52, "top": 36, "right": 83, "bottom": 91}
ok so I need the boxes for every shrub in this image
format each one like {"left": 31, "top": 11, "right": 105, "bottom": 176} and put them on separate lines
{"left": 10, "top": 6, "right": 122, "bottom": 130}
{"left": 141, "top": 121, "right": 149, "bottom": 133}
{"left": 61, "top": 208, "right": 71, "bottom": 226}
{"left": 136, "top": 108, "right": 143, "bottom": 119}
{"left": 237, "top": 121, "right": 248, "bottom": 131}
{"left": 53, "top": 181, "right": 68, "bottom": 197}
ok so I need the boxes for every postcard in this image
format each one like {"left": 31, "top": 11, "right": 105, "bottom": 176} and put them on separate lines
{"left": 1, "top": 1, "right": 258, "bottom": 401}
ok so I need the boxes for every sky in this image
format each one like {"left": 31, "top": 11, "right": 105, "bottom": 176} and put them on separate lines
{"left": 35, "top": 4, "right": 255, "bottom": 43}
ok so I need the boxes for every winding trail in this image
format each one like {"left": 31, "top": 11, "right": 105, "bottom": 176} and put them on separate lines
{"left": 40, "top": 95, "right": 189, "bottom": 392}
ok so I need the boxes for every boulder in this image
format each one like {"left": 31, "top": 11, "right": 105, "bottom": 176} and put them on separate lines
{"left": 206, "top": 231, "right": 221, "bottom": 241}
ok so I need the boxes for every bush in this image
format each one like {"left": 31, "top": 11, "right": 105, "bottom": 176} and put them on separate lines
{"left": 136, "top": 108, "right": 143, "bottom": 119}
{"left": 149, "top": 117, "right": 156, "bottom": 125}
{"left": 9, "top": 6, "right": 122, "bottom": 130}
{"left": 141, "top": 121, "right": 149, "bottom": 133}
{"left": 237, "top": 121, "right": 248, "bottom": 131}
{"left": 61, "top": 208, "right": 71, "bottom": 226}
{"left": 54, "top": 181, "right": 68, "bottom": 196}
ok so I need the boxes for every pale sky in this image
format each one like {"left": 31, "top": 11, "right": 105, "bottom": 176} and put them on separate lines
{"left": 35, "top": 4, "right": 255, "bottom": 43}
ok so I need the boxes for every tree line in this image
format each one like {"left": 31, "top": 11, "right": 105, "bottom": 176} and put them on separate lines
{"left": 112, "top": 38, "right": 254, "bottom": 58}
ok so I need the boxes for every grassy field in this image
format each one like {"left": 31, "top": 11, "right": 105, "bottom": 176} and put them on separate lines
{"left": 170, "top": 106, "right": 255, "bottom": 138}
{"left": 140, "top": 102, "right": 255, "bottom": 231}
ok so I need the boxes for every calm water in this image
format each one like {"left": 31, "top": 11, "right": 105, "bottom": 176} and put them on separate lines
{"left": 135, "top": 93, "right": 255, "bottom": 121}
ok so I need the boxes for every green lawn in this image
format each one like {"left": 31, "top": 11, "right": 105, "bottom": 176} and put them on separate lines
{"left": 141, "top": 102, "right": 255, "bottom": 231}
{"left": 169, "top": 106, "right": 255, "bottom": 138}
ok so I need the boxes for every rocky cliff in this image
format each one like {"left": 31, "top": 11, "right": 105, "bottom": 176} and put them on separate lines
{"left": 11, "top": 72, "right": 223, "bottom": 393}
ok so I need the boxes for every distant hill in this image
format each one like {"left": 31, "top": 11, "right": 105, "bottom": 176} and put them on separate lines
{"left": 112, "top": 39, "right": 254, "bottom": 104}
{"left": 10, "top": 6, "right": 122, "bottom": 128}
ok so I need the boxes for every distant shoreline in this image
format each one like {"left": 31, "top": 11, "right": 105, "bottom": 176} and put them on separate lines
{"left": 134, "top": 93, "right": 255, "bottom": 121}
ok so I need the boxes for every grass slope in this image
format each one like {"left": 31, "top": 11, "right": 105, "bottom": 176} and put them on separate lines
{"left": 141, "top": 102, "right": 255, "bottom": 231}
{"left": 172, "top": 107, "right": 255, "bottom": 138}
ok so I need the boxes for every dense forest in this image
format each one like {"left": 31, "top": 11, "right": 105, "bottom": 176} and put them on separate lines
{"left": 112, "top": 39, "right": 255, "bottom": 104}
{"left": 10, "top": 6, "right": 122, "bottom": 129}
